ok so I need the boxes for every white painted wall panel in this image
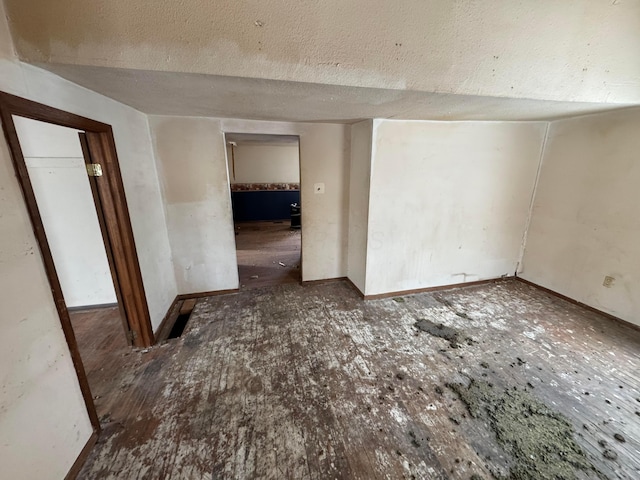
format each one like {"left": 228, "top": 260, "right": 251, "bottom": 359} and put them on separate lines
{"left": 150, "top": 116, "right": 350, "bottom": 290}
{"left": 150, "top": 116, "right": 239, "bottom": 294}
{"left": 521, "top": 108, "right": 640, "bottom": 326}
{"left": 227, "top": 143, "right": 299, "bottom": 184}
{"left": 365, "top": 120, "right": 546, "bottom": 296}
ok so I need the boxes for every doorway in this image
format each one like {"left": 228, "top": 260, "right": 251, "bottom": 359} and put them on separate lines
{"left": 0, "top": 92, "right": 154, "bottom": 435}
{"left": 225, "top": 133, "right": 302, "bottom": 289}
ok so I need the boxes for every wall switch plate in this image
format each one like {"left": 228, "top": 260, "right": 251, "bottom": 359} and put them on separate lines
{"left": 603, "top": 276, "right": 615, "bottom": 288}
{"left": 314, "top": 183, "right": 325, "bottom": 194}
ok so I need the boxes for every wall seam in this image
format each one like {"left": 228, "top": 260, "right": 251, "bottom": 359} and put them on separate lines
{"left": 363, "top": 119, "right": 377, "bottom": 296}
{"left": 516, "top": 121, "right": 551, "bottom": 274}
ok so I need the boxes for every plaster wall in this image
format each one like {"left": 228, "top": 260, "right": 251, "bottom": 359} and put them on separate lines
{"left": 4, "top": 0, "right": 640, "bottom": 105}
{"left": 347, "top": 120, "right": 373, "bottom": 293}
{"left": 150, "top": 116, "right": 350, "bottom": 291}
{"left": 365, "top": 120, "right": 546, "bottom": 296}
{"left": 0, "top": 2, "right": 175, "bottom": 476}
{"left": 520, "top": 108, "right": 640, "bottom": 326}
{"left": 150, "top": 116, "right": 239, "bottom": 294}
{"left": 15, "top": 117, "right": 117, "bottom": 307}
{"left": 227, "top": 143, "right": 299, "bottom": 184}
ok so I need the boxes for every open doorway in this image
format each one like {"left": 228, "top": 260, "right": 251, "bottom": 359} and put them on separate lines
{"left": 0, "top": 92, "right": 154, "bottom": 440}
{"left": 225, "top": 133, "right": 302, "bottom": 289}
{"left": 13, "top": 116, "right": 129, "bottom": 419}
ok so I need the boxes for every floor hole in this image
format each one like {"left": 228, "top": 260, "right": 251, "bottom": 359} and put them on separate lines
{"left": 168, "top": 312, "right": 192, "bottom": 339}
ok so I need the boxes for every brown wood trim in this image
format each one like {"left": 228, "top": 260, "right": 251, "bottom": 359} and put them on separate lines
{"left": 84, "top": 131, "right": 154, "bottom": 347}
{"left": 177, "top": 288, "right": 239, "bottom": 300}
{"left": 78, "top": 133, "right": 132, "bottom": 345}
{"left": 67, "top": 302, "right": 119, "bottom": 312}
{"left": 0, "top": 92, "right": 110, "bottom": 132}
{"left": 155, "top": 295, "right": 181, "bottom": 343}
{"left": 0, "top": 94, "right": 101, "bottom": 433}
{"left": 0, "top": 92, "right": 155, "bottom": 437}
{"left": 344, "top": 278, "right": 365, "bottom": 298}
{"left": 515, "top": 276, "right": 640, "bottom": 333}
{"left": 64, "top": 431, "right": 98, "bottom": 480}
{"left": 363, "top": 277, "right": 508, "bottom": 300}
{"left": 301, "top": 276, "right": 348, "bottom": 286}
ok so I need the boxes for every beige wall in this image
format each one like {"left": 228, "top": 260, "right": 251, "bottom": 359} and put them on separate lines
{"left": 0, "top": 3, "right": 176, "bottom": 476}
{"left": 4, "top": 0, "right": 640, "bottom": 105}
{"left": 520, "top": 108, "right": 640, "bottom": 326}
{"left": 150, "top": 116, "right": 240, "bottom": 294}
{"left": 16, "top": 117, "right": 117, "bottom": 308}
{"left": 222, "top": 119, "right": 350, "bottom": 282}
{"left": 347, "top": 120, "right": 373, "bottom": 293}
{"left": 227, "top": 143, "right": 299, "bottom": 184}
{"left": 364, "top": 120, "right": 546, "bottom": 296}
{"left": 150, "top": 116, "right": 350, "bottom": 289}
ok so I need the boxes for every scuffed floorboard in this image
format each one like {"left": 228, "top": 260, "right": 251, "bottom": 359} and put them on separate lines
{"left": 79, "top": 280, "right": 640, "bottom": 479}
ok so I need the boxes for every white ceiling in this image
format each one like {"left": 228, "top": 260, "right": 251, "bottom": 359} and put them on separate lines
{"left": 39, "top": 63, "right": 633, "bottom": 124}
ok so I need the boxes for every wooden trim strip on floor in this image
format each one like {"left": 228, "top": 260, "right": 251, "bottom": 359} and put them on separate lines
{"left": 515, "top": 276, "right": 640, "bottom": 333}
{"left": 301, "top": 277, "right": 348, "bottom": 287}
{"left": 67, "top": 303, "right": 119, "bottom": 312}
{"left": 362, "top": 277, "right": 508, "bottom": 300}
{"left": 64, "top": 431, "right": 98, "bottom": 480}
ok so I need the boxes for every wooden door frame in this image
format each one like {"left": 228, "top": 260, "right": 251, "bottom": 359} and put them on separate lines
{"left": 0, "top": 91, "right": 155, "bottom": 430}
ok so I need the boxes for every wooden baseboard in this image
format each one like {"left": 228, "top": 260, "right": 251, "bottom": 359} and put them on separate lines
{"left": 344, "top": 278, "right": 365, "bottom": 298}
{"left": 362, "top": 277, "right": 508, "bottom": 300}
{"left": 515, "top": 276, "right": 640, "bottom": 333}
{"left": 301, "top": 276, "right": 348, "bottom": 286}
{"left": 67, "top": 302, "right": 118, "bottom": 312}
{"left": 178, "top": 288, "right": 239, "bottom": 300}
{"left": 64, "top": 430, "right": 98, "bottom": 480}
{"left": 155, "top": 288, "right": 240, "bottom": 343}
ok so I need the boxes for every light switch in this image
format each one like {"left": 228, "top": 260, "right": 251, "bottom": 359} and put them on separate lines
{"left": 314, "top": 183, "right": 325, "bottom": 194}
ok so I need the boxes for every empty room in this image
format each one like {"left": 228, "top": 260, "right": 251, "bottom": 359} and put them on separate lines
{"left": 0, "top": 1, "right": 638, "bottom": 480}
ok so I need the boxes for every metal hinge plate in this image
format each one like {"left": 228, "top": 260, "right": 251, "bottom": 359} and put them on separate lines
{"left": 86, "top": 163, "right": 103, "bottom": 177}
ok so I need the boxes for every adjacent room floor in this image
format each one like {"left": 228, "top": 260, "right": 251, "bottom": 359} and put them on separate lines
{"left": 69, "top": 306, "right": 130, "bottom": 422}
{"left": 77, "top": 280, "right": 640, "bottom": 479}
{"left": 234, "top": 220, "right": 301, "bottom": 289}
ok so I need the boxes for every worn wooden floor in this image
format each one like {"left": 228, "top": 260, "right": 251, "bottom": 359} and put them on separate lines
{"left": 78, "top": 280, "right": 640, "bottom": 479}
{"left": 69, "top": 306, "right": 130, "bottom": 421}
{"left": 234, "top": 221, "right": 301, "bottom": 289}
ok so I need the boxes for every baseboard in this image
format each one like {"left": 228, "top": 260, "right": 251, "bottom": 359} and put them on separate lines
{"left": 363, "top": 277, "right": 507, "bottom": 300}
{"left": 64, "top": 430, "right": 98, "bottom": 480}
{"left": 515, "top": 276, "right": 640, "bottom": 333}
{"left": 342, "top": 278, "right": 365, "bottom": 298}
{"left": 155, "top": 288, "right": 240, "bottom": 343}
{"left": 67, "top": 302, "right": 118, "bottom": 312}
{"left": 301, "top": 276, "right": 348, "bottom": 286}
{"left": 178, "top": 288, "right": 239, "bottom": 300}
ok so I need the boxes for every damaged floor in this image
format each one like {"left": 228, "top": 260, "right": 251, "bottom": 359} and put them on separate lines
{"left": 234, "top": 221, "right": 301, "bottom": 289}
{"left": 78, "top": 280, "right": 640, "bottom": 479}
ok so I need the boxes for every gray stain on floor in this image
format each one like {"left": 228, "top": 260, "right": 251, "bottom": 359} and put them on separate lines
{"left": 79, "top": 280, "right": 640, "bottom": 479}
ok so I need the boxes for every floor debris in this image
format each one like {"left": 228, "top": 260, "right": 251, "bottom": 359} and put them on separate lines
{"left": 447, "top": 378, "right": 603, "bottom": 480}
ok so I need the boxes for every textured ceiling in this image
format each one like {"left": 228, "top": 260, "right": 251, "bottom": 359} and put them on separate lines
{"left": 6, "top": 0, "right": 640, "bottom": 105}
{"left": 39, "top": 64, "right": 632, "bottom": 123}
